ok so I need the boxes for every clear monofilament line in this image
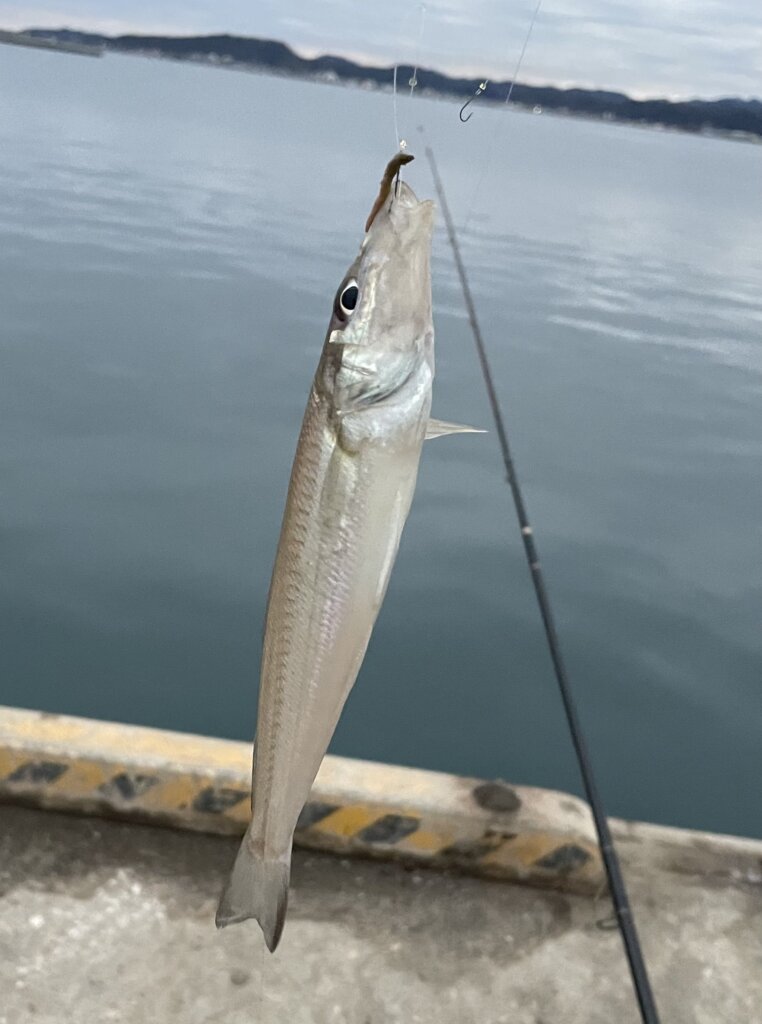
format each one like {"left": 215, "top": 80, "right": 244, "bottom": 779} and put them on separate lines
{"left": 505, "top": 0, "right": 542, "bottom": 107}
{"left": 393, "top": 62, "right": 401, "bottom": 150}
{"left": 462, "top": 0, "right": 543, "bottom": 233}
{"left": 409, "top": 3, "right": 427, "bottom": 100}
{"left": 393, "top": 2, "right": 427, "bottom": 154}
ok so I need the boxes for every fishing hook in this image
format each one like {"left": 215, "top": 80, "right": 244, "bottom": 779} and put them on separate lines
{"left": 459, "top": 97, "right": 475, "bottom": 122}
{"left": 459, "top": 81, "right": 488, "bottom": 122}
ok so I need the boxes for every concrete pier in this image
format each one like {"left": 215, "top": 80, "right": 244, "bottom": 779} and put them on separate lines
{"left": 1, "top": 708, "right": 761, "bottom": 1022}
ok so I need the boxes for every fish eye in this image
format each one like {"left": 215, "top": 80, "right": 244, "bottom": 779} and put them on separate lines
{"left": 334, "top": 279, "right": 359, "bottom": 322}
{"left": 340, "top": 283, "right": 358, "bottom": 312}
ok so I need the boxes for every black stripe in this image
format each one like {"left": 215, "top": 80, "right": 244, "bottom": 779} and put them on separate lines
{"left": 296, "top": 801, "right": 340, "bottom": 830}
{"left": 534, "top": 844, "right": 592, "bottom": 874}
{"left": 193, "top": 787, "right": 248, "bottom": 814}
{"left": 357, "top": 814, "right": 420, "bottom": 844}
{"left": 441, "top": 836, "right": 503, "bottom": 861}
{"left": 7, "top": 761, "right": 68, "bottom": 784}
{"left": 99, "top": 773, "right": 159, "bottom": 801}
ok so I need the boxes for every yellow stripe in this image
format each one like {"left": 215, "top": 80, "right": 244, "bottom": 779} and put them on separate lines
{"left": 314, "top": 804, "right": 379, "bottom": 838}
{"left": 56, "top": 758, "right": 107, "bottom": 794}
{"left": 401, "top": 828, "right": 448, "bottom": 853}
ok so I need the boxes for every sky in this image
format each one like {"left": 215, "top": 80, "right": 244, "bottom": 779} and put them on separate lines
{"left": 0, "top": 0, "right": 760, "bottom": 100}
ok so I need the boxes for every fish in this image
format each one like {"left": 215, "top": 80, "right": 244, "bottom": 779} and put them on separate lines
{"left": 216, "top": 154, "right": 481, "bottom": 952}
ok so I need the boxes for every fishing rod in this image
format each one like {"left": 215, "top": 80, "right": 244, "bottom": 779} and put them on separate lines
{"left": 424, "top": 142, "right": 661, "bottom": 1024}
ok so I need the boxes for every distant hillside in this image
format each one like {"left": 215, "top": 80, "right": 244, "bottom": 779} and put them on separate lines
{"left": 25, "top": 28, "right": 762, "bottom": 141}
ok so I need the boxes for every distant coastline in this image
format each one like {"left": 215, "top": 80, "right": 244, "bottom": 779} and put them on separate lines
{"left": 6, "top": 27, "right": 762, "bottom": 142}
{"left": 0, "top": 28, "right": 102, "bottom": 57}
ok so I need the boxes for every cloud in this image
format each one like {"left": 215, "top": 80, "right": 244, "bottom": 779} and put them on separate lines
{"left": 0, "top": 0, "right": 759, "bottom": 98}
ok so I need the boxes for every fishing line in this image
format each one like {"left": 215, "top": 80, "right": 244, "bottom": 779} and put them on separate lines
{"left": 423, "top": 142, "right": 662, "bottom": 1024}
{"left": 504, "top": 0, "right": 543, "bottom": 108}
{"left": 393, "top": 2, "right": 427, "bottom": 152}
{"left": 461, "top": 0, "right": 543, "bottom": 232}
{"left": 393, "top": 63, "right": 402, "bottom": 151}
{"left": 409, "top": 3, "right": 427, "bottom": 100}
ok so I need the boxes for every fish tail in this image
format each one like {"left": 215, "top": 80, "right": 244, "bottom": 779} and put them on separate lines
{"left": 215, "top": 837, "right": 290, "bottom": 953}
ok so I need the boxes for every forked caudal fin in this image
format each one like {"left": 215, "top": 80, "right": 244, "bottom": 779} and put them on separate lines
{"left": 215, "top": 839, "right": 291, "bottom": 953}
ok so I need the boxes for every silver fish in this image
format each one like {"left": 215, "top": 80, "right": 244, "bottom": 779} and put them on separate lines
{"left": 216, "top": 154, "right": 479, "bottom": 951}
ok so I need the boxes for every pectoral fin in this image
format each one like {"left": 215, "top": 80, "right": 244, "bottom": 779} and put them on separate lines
{"left": 425, "top": 417, "right": 486, "bottom": 440}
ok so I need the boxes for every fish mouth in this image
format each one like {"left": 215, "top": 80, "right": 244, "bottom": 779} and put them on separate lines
{"left": 365, "top": 152, "right": 415, "bottom": 232}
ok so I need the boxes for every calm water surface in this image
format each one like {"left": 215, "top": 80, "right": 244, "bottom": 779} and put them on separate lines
{"left": 1, "top": 47, "right": 761, "bottom": 837}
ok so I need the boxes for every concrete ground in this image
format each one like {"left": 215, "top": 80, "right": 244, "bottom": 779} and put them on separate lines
{"left": 1, "top": 805, "right": 760, "bottom": 1024}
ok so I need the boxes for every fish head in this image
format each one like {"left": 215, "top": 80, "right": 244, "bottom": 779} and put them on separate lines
{"left": 328, "top": 177, "right": 435, "bottom": 364}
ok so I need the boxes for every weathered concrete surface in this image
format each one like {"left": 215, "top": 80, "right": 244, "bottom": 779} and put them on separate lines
{"left": 1, "top": 806, "right": 760, "bottom": 1024}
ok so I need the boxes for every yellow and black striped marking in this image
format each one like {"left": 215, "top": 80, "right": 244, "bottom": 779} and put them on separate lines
{"left": 0, "top": 706, "right": 604, "bottom": 895}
